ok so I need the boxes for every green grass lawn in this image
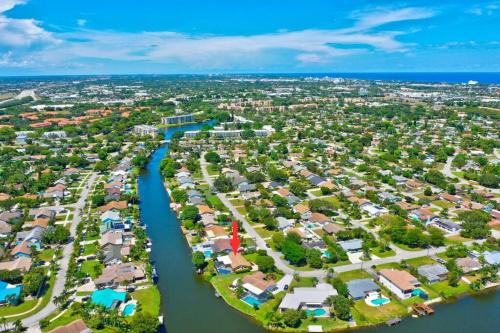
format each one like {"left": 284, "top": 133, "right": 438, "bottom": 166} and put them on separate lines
{"left": 207, "top": 165, "right": 220, "bottom": 176}
{"left": 254, "top": 226, "right": 278, "bottom": 239}
{"left": 205, "top": 193, "right": 228, "bottom": 211}
{"left": 236, "top": 207, "right": 247, "bottom": 215}
{"left": 229, "top": 198, "right": 245, "bottom": 206}
{"left": 427, "top": 280, "right": 470, "bottom": 298}
{"left": 405, "top": 256, "right": 436, "bottom": 267}
{"left": 42, "top": 309, "right": 79, "bottom": 332}
{"left": 131, "top": 286, "right": 161, "bottom": 316}
{"left": 375, "top": 262, "right": 401, "bottom": 271}
{"left": 432, "top": 200, "right": 455, "bottom": 209}
{"left": 80, "top": 260, "right": 103, "bottom": 279}
{"left": 310, "top": 189, "right": 323, "bottom": 197}
{"left": 1, "top": 272, "right": 56, "bottom": 320}
{"left": 82, "top": 243, "right": 98, "bottom": 256}
{"left": 372, "top": 247, "right": 396, "bottom": 258}
{"left": 291, "top": 276, "right": 318, "bottom": 288}
{"left": 210, "top": 272, "right": 285, "bottom": 325}
{"left": 322, "top": 196, "right": 341, "bottom": 209}
{"left": 337, "top": 269, "right": 371, "bottom": 282}
{"left": 0, "top": 299, "right": 38, "bottom": 317}
{"left": 39, "top": 248, "right": 55, "bottom": 261}
{"left": 353, "top": 299, "right": 407, "bottom": 325}
{"left": 394, "top": 243, "right": 426, "bottom": 252}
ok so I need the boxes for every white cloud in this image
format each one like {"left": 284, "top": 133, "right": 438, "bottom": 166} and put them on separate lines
{"left": 0, "top": 0, "right": 57, "bottom": 47}
{"left": 0, "top": 3, "right": 436, "bottom": 70}
{"left": 0, "top": 0, "right": 26, "bottom": 13}
{"left": 351, "top": 7, "right": 435, "bottom": 30}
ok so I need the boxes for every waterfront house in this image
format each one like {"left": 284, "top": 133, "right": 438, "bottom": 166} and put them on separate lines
{"left": 378, "top": 269, "right": 420, "bottom": 299}
{"left": 347, "top": 279, "right": 381, "bottom": 300}
{"left": 455, "top": 257, "right": 482, "bottom": 273}
{"left": 94, "top": 263, "right": 145, "bottom": 288}
{"left": 240, "top": 271, "right": 277, "bottom": 300}
{"left": 278, "top": 283, "right": 337, "bottom": 311}
{"left": 417, "top": 264, "right": 449, "bottom": 283}
{"left": 216, "top": 253, "right": 252, "bottom": 273}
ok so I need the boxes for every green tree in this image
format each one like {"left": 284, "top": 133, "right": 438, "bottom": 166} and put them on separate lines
{"left": 130, "top": 312, "right": 159, "bottom": 333}
{"left": 192, "top": 251, "right": 207, "bottom": 270}
{"left": 328, "top": 295, "right": 351, "bottom": 321}
{"left": 282, "top": 310, "right": 306, "bottom": 328}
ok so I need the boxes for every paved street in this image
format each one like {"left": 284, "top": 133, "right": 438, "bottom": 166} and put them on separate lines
{"left": 5, "top": 173, "right": 97, "bottom": 330}
{"left": 200, "top": 153, "right": 481, "bottom": 279}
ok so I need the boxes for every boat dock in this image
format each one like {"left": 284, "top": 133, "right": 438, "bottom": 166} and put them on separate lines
{"left": 412, "top": 303, "right": 435, "bottom": 316}
{"left": 386, "top": 317, "right": 401, "bottom": 326}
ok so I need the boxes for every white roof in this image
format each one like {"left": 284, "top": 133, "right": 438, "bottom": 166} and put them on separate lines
{"left": 242, "top": 283, "right": 264, "bottom": 295}
{"left": 279, "top": 283, "right": 337, "bottom": 310}
{"left": 217, "top": 255, "right": 232, "bottom": 266}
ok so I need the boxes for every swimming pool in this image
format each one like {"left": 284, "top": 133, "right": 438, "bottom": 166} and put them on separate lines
{"left": 91, "top": 289, "right": 127, "bottom": 309}
{"left": 203, "top": 250, "right": 213, "bottom": 258}
{"left": 217, "top": 268, "right": 231, "bottom": 275}
{"left": 371, "top": 297, "right": 390, "bottom": 306}
{"left": 306, "top": 308, "right": 327, "bottom": 317}
{"left": 123, "top": 303, "right": 136, "bottom": 316}
{"left": 242, "top": 295, "right": 262, "bottom": 307}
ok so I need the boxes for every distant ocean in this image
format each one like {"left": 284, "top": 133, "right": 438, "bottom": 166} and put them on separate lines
{"left": 286, "top": 72, "right": 500, "bottom": 84}
{"left": 1, "top": 72, "right": 499, "bottom": 84}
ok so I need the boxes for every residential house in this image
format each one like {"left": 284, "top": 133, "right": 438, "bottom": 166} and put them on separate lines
{"left": 378, "top": 269, "right": 420, "bottom": 299}
{"left": 338, "top": 239, "right": 363, "bottom": 253}
{"left": 347, "top": 279, "right": 381, "bottom": 300}
{"left": 360, "top": 202, "right": 389, "bottom": 217}
{"left": 278, "top": 283, "right": 337, "bottom": 311}
{"left": 48, "top": 319, "right": 91, "bottom": 333}
{"left": 417, "top": 264, "right": 449, "bottom": 283}
{"left": 94, "top": 263, "right": 145, "bottom": 288}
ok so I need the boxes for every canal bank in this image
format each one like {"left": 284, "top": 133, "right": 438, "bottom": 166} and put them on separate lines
{"left": 138, "top": 122, "right": 499, "bottom": 333}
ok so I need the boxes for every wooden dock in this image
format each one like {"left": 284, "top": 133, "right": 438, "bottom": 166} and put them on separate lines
{"left": 412, "top": 303, "right": 434, "bottom": 316}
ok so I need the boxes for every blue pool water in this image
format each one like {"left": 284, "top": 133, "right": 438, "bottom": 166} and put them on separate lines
{"left": 91, "top": 288, "right": 127, "bottom": 309}
{"left": 204, "top": 250, "right": 213, "bottom": 258}
{"left": 242, "top": 295, "right": 262, "bottom": 307}
{"left": 123, "top": 303, "right": 136, "bottom": 316}
{"left": 306, "top": 308, "right": 327, "bottom": 316}
{"left": 217, "top": 268, "right": 231, "bottom": 275}
{"left": 371, "top": 297, "right": 390, "bottom": 306}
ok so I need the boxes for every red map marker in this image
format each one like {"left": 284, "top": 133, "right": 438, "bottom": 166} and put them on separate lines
{"left": 230, "top": 220, "right": 240, "bottom": 255}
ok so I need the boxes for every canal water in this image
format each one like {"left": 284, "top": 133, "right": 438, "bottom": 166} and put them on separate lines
{"left": 138, "top": 122, "right": 499, "bottom": 333}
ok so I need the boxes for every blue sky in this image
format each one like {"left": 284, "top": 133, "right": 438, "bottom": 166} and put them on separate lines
{"left": 0, "top": 0, "right": 499, "bottom": 75}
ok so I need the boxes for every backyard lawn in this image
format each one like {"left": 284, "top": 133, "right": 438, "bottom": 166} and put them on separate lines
{"left": 353, "top": 299, "right": 407, "bottom": 325}
{"left": 82, "top": 243, "right": 98, "bottom": 256}
{"left": 427, "top": 280, "right": 470, "bottom": 298}
{"left": 131, "top": 286, "right": 161, "bottom": 316}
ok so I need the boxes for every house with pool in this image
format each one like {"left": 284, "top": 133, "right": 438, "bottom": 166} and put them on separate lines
{"left": 378, "top": 269, "right": 421, "bottom": 300}
{"left": 278, "top": 283, "right": 337, "bottom": 316}
{"left": 215, "top": 253, "right": 253, "bottom": 274}
{"left": 346, "top": 279, "right": 381, "bottom": 301}
{"left": 235, "top": 271, "right": 277, "bottom": 306}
